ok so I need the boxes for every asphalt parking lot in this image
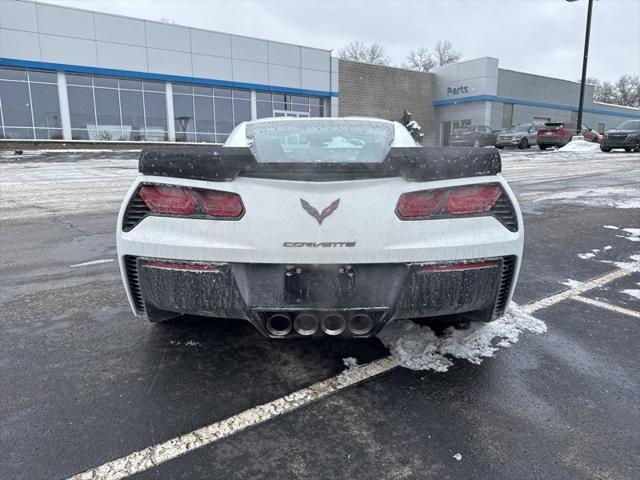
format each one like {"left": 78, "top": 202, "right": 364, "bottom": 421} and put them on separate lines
{"left": 1, "top": 147, "right": 639, "bottom": 480}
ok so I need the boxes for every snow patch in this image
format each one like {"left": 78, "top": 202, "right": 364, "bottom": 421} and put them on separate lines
{"left": 69, "top": 258, "right": 114, "bottom": 268}
{"left": 603, "top": 225, "right": 619, "bottom": 230}
{"left": 622, "top": 228, "right": 640, "bottom": 242}
{"left": 342, "top": 357, "right": 359, "bottom": 369}
{"left": 558, "top": 139, "right": 601, "bottom": 153}
{"left": 622, "top": 289, "right": 640, "bottom": 300}
{"left": 578, "top": 252, "right": 596, "bottom": 259}
{"left": 169, "top": 340, "right": 201, "bottom": 347}
{"left": 377, "top": 304, "right": 546, "bottom": 371}
{"left": 537, "top": 187, "right": 640, "bottom": 209}
{"left": 453, "top": 453, "right": 462, "bottom": 461}
{"left": 562, "top": 279, "right": 584, "bottom": 289}
{"left": 602, "top": 254, "right": 640, "bottom": 272}
{"left": 603, "top": 246, "right": 612, "bottom": 251}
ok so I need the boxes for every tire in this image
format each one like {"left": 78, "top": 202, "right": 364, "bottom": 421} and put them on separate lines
{"left": 496, "top": 145, "right": 504, "bottom": 149}
{"left": 624, "top": 147, "right": 632, "bottom": 152}
{"left": 473, "top": 139, "right": 480, "bottom": 148}
{"left": 538, "top": 144, "right": 548, "bottom": 150}
{"left": 600, "top": 145, "right": 612, "bottom": 152}
{"left": 592, "top": 136, "right": 600, "bottom": 143}
{"left": 518, "top": 138, "right": 529, "bottom": 149}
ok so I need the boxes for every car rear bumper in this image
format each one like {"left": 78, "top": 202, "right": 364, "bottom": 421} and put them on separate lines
{"left": 122, "top": 255, "right": 518, "bottom": 337}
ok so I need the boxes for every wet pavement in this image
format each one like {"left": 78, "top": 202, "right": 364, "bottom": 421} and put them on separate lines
{"left": 1, "top": 148, "right": 639, "bottom": 479}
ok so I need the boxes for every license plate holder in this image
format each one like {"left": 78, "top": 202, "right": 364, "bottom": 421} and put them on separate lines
{"left": 284, "top": 265, "right": 357, "bottom": 304}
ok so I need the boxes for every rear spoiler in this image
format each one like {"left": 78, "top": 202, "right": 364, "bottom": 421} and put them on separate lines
{"left": 139, "top": 145, "right": 501, "bottom": 182}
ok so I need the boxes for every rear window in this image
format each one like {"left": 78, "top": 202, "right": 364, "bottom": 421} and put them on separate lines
{"left": 545, "top": 122, "right": 576, "bottom": 129}
{"left": 453, "top": 127, "right": 473, "bottom": 134}
{"left": 245, "top": 119, "right": 395, "bottom": 163}
{"left": 615, "top": 120, "right": 640, "bottom": 130}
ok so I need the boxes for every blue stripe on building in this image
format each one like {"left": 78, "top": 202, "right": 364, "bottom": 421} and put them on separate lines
{"left": 0, "top": 57, "right": 339, "bottom": 98}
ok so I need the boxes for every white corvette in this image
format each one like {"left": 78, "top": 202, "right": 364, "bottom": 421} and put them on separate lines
{"left": 117, "top": 118, "right": 523, "bottom": 337}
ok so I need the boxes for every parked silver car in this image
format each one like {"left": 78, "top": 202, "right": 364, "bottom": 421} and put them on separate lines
{"left": 495, "top": 124, "right": 541, "bottom": 149}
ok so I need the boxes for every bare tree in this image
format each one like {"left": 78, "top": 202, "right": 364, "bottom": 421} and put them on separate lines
{"left": 338, "top": 41, "right": 391, "bottom": 66}
{"left": 433, "top": 40, "right": 462, "bottom": 66}
{"left": 403, "top": 40, "right": 462, "bottom": 72}
{"left": 403, "top": 47, "right": 437, "bottom": 72}
{"left": 586, "top": 75, "right": 640, "bottom": 107}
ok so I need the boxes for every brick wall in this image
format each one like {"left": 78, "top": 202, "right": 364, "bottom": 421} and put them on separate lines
{"left": 338, "top": 59, "right": 436, "bottom": 144}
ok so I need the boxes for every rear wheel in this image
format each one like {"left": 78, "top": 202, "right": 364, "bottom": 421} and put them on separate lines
{"left": 600, "top": 145, "right": 612, "bottom": 152}
{"left": 496, "top": 145, "right": 504, "bottom": 149}
{"left": 624, "top": 147, "right": 632, "bottom": 152}
{"left": 518, "top": 138, "right": 529, "bottom": 149}
{"left": 538, "top": 144, "right": 548, "bottom": 150}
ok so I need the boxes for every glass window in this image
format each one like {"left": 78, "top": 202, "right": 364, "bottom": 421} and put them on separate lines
{"left": 257, "top": 101, "right": 273, "bottom": 119}
{"left": 71, "top": 129, "right": 90, "bottom": 140}
{"left": 28, "top": 70, "right": 57, "bottom": 83}
{"left": 35, "top": 128, "right": 63, "bottom": 140}
{"left": 233, "top": 99, "right": 251, "bottom": 126}
{"left": 194, "top": 95, "right": 214, "bottom": 134}
{"left": 246, "top": 120, "right": 395, "bottom": 163}
{"left": 173, "top": 94, "right": 195, "bottom": 141}
{"left": 94, "top": 88, "right": 121, "bottom": 125}
{"left": 119, "top": 79, "right": 143, "bottom": 90}
{"left": 194, "top": 85, "right": 213, "bottom": 96}
{"left": 68, "top": 86, "right": 95, "bottom": 129}
{"left": 173, "top": 83, "right": 193, "bottom": 94}
{"left": 290, "top": 102, "right": 309, "bottom": 113}
{"left": 214, "top": 87, "right": 232, "bottom": 98}
{"left": 233, "top": 89, "right": 251, "bottom": 100}
{"left": 120, "top": 90, "right": 145, "bottom": 139}
{"left": 0, "top": 68, "right": 28, "bottom": 81}
{"left": 214, "top": 97, "right": 233, "bottom": 134}
{"left": 4, "top": 127, "right": 34, "bottom": 139}
{"left": 0, "top": 80, "right": 33, "bottom": 127}
{"left": 196, "top": 133, "right": 216, "bottom": 143}
{"left": 143, "top": 92, "right": 167, "bottom": 129}
{"left": 289, "top": 95, "right": 309, "bottom": 106}
{"left": 144, "top": 80, "right": 165, "bottom": 92}
{"left": 93, "top": 76, "right": 118, "bottom": 88}
{"left": 66, "top": 74, "right": 93, "bottom": 86}
{"left": 30, "top": 83, "right": 61, "bottom": 128}
{"left": 309, "top": 98, "right": 321, "bottom": 107}
{"left": 256, "top": 92, "right": 272, "bottom": 102}
{"left": 310, "top": 105, "right": 322, "bottom": 117}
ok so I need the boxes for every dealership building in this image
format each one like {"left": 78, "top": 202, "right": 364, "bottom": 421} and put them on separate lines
{"left": 1, "top": 0, "right": 638, "bottom": 146}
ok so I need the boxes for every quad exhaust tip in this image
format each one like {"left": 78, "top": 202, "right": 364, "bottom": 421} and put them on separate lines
{"left": 293, "top": 313, "right": 319, "bottom": 336}
{"left": 347, "top": 314, "right": 374, "bottom": 335}
{"left": 265, "top": 313, "right": 292, "bottom": 336}
{"left": 321, "top": 313, "right": 346, "bottom": 336}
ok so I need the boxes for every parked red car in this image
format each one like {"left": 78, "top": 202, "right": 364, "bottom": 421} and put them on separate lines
{"left": 536, "top": 121, "right": 601, "bottom": 150}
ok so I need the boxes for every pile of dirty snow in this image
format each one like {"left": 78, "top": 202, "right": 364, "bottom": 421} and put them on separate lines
{"left": 558, "top": 138, "right": 601, "bottom": 153}
{"left": 378, "top": 304, "right": 546, "bottom": 371}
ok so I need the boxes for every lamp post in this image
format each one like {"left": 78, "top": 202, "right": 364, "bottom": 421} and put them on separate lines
{"left": 567, "top": 0, "right": 595, "bottom": 135}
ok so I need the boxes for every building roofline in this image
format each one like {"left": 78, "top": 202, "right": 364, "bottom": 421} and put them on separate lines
{"left": 28, "top": 0, "right": 332, "bottom": 53}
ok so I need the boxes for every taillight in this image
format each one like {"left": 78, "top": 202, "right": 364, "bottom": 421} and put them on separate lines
{"left": 139, "top": 185, "right": 195, "bottom": 214}
{"left": 397, "top": 190, "right": 445, "bottom": 218}
{"left": 445, "top": 185, "right": 501, "bottom": 214}
{"left": 194, "top": 190, "right": 244, "bottom": 217}
{"left": 138, "top": 184, "right": 243, "bottom": 218}
{"left": 396, "top": 184, "right": 504, "bottom": 219}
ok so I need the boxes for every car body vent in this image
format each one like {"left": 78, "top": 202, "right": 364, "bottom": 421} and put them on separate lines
{"left": 491, "top": 194, "right": 518, "bottom": 232}
{"left": 125, "top": 256, "right": 145, "bottom": 314}
{"left": 122, "top": 190, "right": 150, "bottom": 232}
{"left": 494, "top": 256, "right": 516, "bottom": 318}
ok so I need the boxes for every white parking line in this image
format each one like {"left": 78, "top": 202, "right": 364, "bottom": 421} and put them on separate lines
{"left": 65, "top": 356, "right": 398, "bottom": 480}
{"left": 526, "top": 268, "right": 632, "bottom": 313}
{"left": 69, "top": 259, "right": 114, "bottom": 268}
{"left": 572, "top": 295, "right": 640, "bottom": 319}
{"left": 64, "top": 266, "right": 632, "bottom": 480}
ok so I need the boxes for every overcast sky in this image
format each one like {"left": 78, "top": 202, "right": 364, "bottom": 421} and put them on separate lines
{"left": 45, "top": 0, "right": 639, "bottom": 83}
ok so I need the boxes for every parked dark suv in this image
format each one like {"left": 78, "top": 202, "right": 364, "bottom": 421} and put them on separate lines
{"left": 536, "top": 121, "right": 601, "bottom": 149}
{"left": 601, "top": 120, "right": 640, "bottom": 152}
{"left": 448, "top": 125, "right": 495, "bottom": 147}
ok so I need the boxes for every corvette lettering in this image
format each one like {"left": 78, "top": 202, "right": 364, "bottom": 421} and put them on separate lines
{"left": 283, "top": 242, "right": 356, "bottom": 248}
